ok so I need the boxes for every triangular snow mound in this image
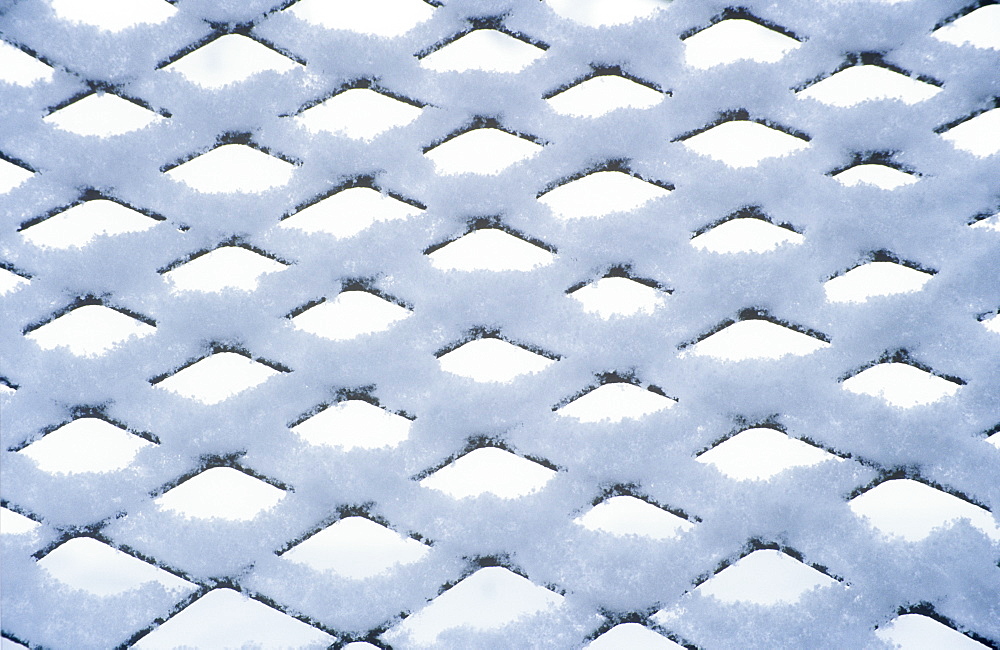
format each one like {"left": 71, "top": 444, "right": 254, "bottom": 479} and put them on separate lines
{"left": 438, "top": 338, "right": 555, "bottom": 383}
{"left": 296, "top": 88, "right": 422, "bottom": 140}
{"left": 688, "top": 320, "right": 829, "bottom": 361}
{"left": 425, "top": 128, "right": 542, "bottom": 175}
{"left": 420, "top": 447, "right": 556, "bottom": 499}
{"left": 154, "top": 467, "right": 285, "bottom": 520}
{"left": 849, "top": 479, "right": 1000, "bottom": 542}
{"left": 833, "top": 164, "right": 917, "bottom": 189}
{"left": 877, "top": 614, "right": 991, "bottom": 650}
{"left": 587, "top": 623, "right": 685, "bottom": 649}
{"left": 0, "top": 41, "right": 53, "bottom": 86}
{"left": 971, "top": 213, "right": 1000, "bottom": 232}
{"left": 26, "top": 305, "right": 155, "bottom": 357}
{"left": 538, "top": 171, "right": 671, "bottom": 220}
{"left": 18, "top": 418, "right": 153, "bottom": 474}
{"left": 44, "top": 93, "right": 163, "bottom": 136}
{"left": 557, "top": 383, "right": 675, "bottom": 423}
{"left": 50, "top": 0, "right": 176, "bottom": 32}
{"left": 20, "top": 199, "right": 159, "bottom": 249}
{"left": 824, "top": 262, "right": 932, "bottom": 303}
{"left": 941, "top": 108, "right": 1000, "bottom": 158}
{"left": 933, "top": 4, "right": 1000, "bottom": 50}
{"left": 0, "top": 268, "right": 28, "bottom": 295}
{"left": 386, "top": 567, "right": 563, "bottom": 645}
{"left": 288, "top": 0, "right": 433, "bottom": 37}
{"left": 165, "top": 144, "right": 295, "bottom": 193}
{"left": 696, "top": 428, "right": 840, "bottom": 481}
{"left": 983, "top": 313, "right": 1000, "bottom": 335}
{"left": 0, "top": 507, "right": 40, "bottom": 535}
{"left": 292, "top": 291, "right": 410, "bottom": 341}
{"left": 163, "top": 247, "right": 286, "bottom": 293}
{"left": 428, "top": 229, "right": 555, "bottom": 272}
{"left": 281, "top": 186, "right": 421, "bottom": 238}
{"left": 38, "top": 538, "right": 194, "bottom": 597}
{"left": 154, "top": 352, "right": 281, "bottom": 405}
{"left": 132, "top": 588, "right": 335, "bottom": 649}
{"left": 420, "top": 30, "right": 544, "bottom": 73}
{"left": 575, "top": 496, "right": 694, "bottom": 540}
{"left": 682, "top": 121, "right": 809, "bottom": 167}
{"left": 292, "top": 400, "right": 412, "bottom": 450}
{"left": 684, "top": 19, "right": 801, "bottom": 69}
{"left": 547, "top": 75, "right": 664, "bottom": 118}
{"left": 570, "top": 277, "right": 667, "bottom": 318}
{"left": 547, "top": 0, "right": 666, "bottom": 27}
{"left": 0, "top": 157, "right": 34, "bottom": 194}
{"left": 798, "top": 66, "right": 941, "bottom": 107}
{"left": 696, "top": 549, "right": 837, "bottom": 605}
{"left": 842, "top": 363, "right": 960, "bottom": 408}
{"left": 284, "top": 516, "right": 428, "bottom": 578}
{"left": 163, "top": 34, "right": 301, "bottom": 88}
{"left": 691, "top": 218, "right": 803, "bottom": 253}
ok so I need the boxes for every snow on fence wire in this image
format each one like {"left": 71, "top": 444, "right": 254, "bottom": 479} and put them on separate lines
{"left": 1, "top": 0, "right": 1000, "bottom": 647}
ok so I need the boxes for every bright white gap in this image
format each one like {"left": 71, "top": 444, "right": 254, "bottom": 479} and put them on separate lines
{"left": 983, "top": 313, "right": 1000, "bottom": 335}
{"left": 44, "top": 94, "right": 163, "bottom": 137}
{"left": 420, "top": 30, "right": 544, "bottom": 73}
{"left": 546, "top": 0, "right": 668, "bottom": 27}
{"left": 162, "top": 34, "right": 301, "bottom": 89}
{"left": 287, "top": 0, "right": 433, "bottom": 38}
{"left": 696, "top": 428, "right": 840, "bottom": 481}
{"left": 691, "top": 218, "right": 803, "bottom": 254}
{"left": 155, "top": 352, "right": 280, "bottom": 405}
{"left": 557, "top": 383, "right": 675, "bottom": 423}
{"left": 546, "top": 76, "right": 664, "bottom": 118}
{"left": 283, "top": 517, "right": 428, "bottom": 579}
{"left": 933, "top": 5, "right": 1000, "bottom": 50}
{"left": 132, "top": 588, "right": 335, "bottom": 649}
{"left": 971, "top": 213, "right": 1000, "bottom": 232}
{"left": 798, "top": 66, "right": 940, "bottom": 107}
{"left": 438, "top": 338, "right": 554, "bottom": 383}
{"left": 291, "top": 400, "right": 412, "bottom": 451}
{"left": 587, "top": 623, "right": 685, "bottom": 649}
{"left": 165, "top": 144, "right": 295, "bottom": 193}
{"left": 877, "top": 614, "right": 989, "bottom": 650}
{"left": 295, "top": 88, "right": 422, "bottom": 140}
{"left": 292, "top": 291, "right": 410, "bottom": 341}
{"left": 833, "top": 164, "right": 917, "bottom": 190}
{"left": 425, "top": 128, "right": 542, "bottom": 175}
{"left": 280, "top": 186, "right": 422, "bottom": 239}
{"left": 0, "top": 158, "right": 34, "bottom": 194}
{"left": 428, "top": 229, "right": 556, "bottom": 272}
{"left": 343, "top": 644, "right": 380, "bottom": 650}
{"left": 0, "top": 41, "right": 53, "bottom": 86}
{"left": 26, "top": 305, "right": 155, "bottom": 357}
{"left": 38, "top": 537, "right": 194, "bottom": 597}
{"left": 849, "top": 479, "right": 1000, "bottom": 542}
{"left": 682, "top": 121, "right": 808, "bottom": 168}
{"left": 0, "top": 268, "right": 29, "bottom": 295}
{"left": 570, "top": 277, "right": 666, "bottom": 318}
{"left": 18, "top": 418, "right": 152, "bottom": 474}
{"left": 684, "top": 19, "right": 800, "bottom": 70}
{"left": 50, "top": 0, "right": 176, "bottom": 32}
{"left": 941, "top": 109, "right": 1000, "bottom": 158}
{"left": 386, "top": 567, "right": 563, "bottom": 646}
{"left": 154, "top": 467, "right": 285, "bottom": 521}
{"left": 842, "top": 363, "right": 960, "bottom": 408}
{"left": 21, "top": 199, "right": 159, "bottom": 249}
{"left": 163, "top": 247, "right": 287, "bottom": 293}
{"left": 539, "top": 171, "right": 671, "bottom": 220}
{"left": 1, "top": 507, "right": 40, "bottom": 535}
{"left": 824, "top": 262, "right": 932, "bottom": 303}
{"left": 0, "top": 383, "right": 15, "bottom": 397}
{"left": 687, "top": 320, "right": 829, "bottom": 361}
{"left": 696, "top": 550, "right": 837, "bottom": 605}
{"left": 420, "top": 447, "right": 555, "bottom": 499}
{"left": 575, "top": 496, "right": 693, "bottom": 540}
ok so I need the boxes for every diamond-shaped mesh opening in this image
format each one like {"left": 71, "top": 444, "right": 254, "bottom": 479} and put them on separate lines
{"left": 4, "top": 1, "right": 999, "bottom": 647}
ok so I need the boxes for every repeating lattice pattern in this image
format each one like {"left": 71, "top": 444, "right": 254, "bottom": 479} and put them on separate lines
{"left": 2, "top": 0, "right": 1000, "bottom": 648}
